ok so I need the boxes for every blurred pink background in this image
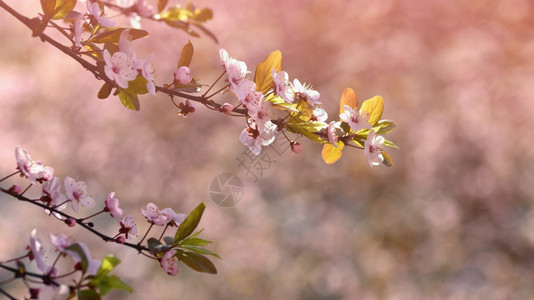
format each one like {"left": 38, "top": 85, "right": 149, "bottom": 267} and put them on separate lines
{"left": 2, "top": 0, "right": 534, "bottom": 299}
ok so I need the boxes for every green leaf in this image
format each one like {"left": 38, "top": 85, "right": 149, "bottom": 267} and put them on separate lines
{"left": 50, "top": 0, "right": 77, "bottom": 20}
{"left": 163, "top": 236, "right": 175, "bottom": 245}
{"left": 177, "top": 41, "right": 194, "bottom": 68}
{"left": 78, "top": 289, "right": 100, "bottom": 300}
{"left": 179, "top": 237, "right": 212, "bottom": 246}
{"left": 375, "top": 119, "right": 396, "bottom": 135}
{"left": 286, "top": 116, "right": 327, "bottom": 144}
{"left": 174, "top": 202, "right": 206, "bottom": 243}
{"left": 147, "top": 238, "right": 173, "bottom": 255}
{"left": 97, "top": 82, "right": 112, "bottom": 99}
{"left": 254, "top": 50, "right": 282, "bottom": 94}
{"left": 158, "top": 0, "right": 169, "bottom": 13}
{"left": 40, "top": 0, "right": 56, "bottom": 17}
{"left": 321, "top": 141, "right": 344, "bottom": 164}
{"left": 88, "top": 28, "right": 149, "bottom": 44}
{"left": 177, "top": 251, "right": 217, "bottom": 274}
{"left": 92, "top": 275, "right": 133, "bottom": 296}
{"left": 383, "top": 139, "right": 399, "bottom": 149}
{"left": 94, "top": 256, "right": 120, "bottom": 279}
{"left": 118, "top": 90, "right": 140, "bottom": 111}
{"left": 180, "top": 245, "right": 221, "bottom": 259}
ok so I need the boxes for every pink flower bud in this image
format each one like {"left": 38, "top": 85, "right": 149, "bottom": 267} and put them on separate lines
{"left": 8, "top": 184, "right": 22, "bottom": 195}
{"left": 220, "top": 103, "right": 234, "bottom": 113}
{"left": 291, "top": 142, "right": 302, "bottom": 153}
{"left": 116, "top": 236, "right": 126, "bottom": 244}
{"left": 65, "top": 218, "right": 76, "bottom": 227}
{"left": 174, "top": 66, "right": 192, "bottom": 85}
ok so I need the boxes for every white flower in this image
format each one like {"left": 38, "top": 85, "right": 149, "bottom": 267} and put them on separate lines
{"left": 140, "top": 52, "right": 156, "bottom": 95}
{"left": 37, "top": 284, "right": 70, "bottom": 300}
{"left": 66, "top": 242, "right": 101, "bottom": 276}
{"left": 239, "top": 121, "right": 277, "bottom": 155}
{"left": 50, "top": 233, "right": 71, "bottom": 253}
{"left": 327, "top": 121, "right": 341, "bottom": 146}
{"left": 15, "top": 147, "right": 54, "bottom": 184}
{"left": 364, "top": 130, "right": 385, "bottom": 167}
{"left": 312, "top": 107, "right": 328, "bottom": 122}
{"left": 339, "top": 105, "right": 371, "bottom": 132}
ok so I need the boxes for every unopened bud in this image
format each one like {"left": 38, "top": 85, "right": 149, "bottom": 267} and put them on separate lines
{"left": 220, "top": 103, "right": 234, "bottom": 113}
{"left": 65, "top": 218, "right": 76, "bottom": 227}
{"left": 8, "top": 184, "right": 22, "bottom": 195}
{"left": 116, "top": 236, "right": 126, "bottom": 244}
{"left": 291, "top": 142, "right": 302, "bottom": 153}
{"left": 174, "top": 66, "right": 192, "bottom": 85}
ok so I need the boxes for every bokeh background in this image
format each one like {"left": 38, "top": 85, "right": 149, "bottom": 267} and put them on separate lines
{"left": 1, "top": 0, "right": 534, "bottom": 299}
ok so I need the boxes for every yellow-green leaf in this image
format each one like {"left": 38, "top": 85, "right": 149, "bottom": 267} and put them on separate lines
{"left": 254, "top": 50, "right": 282, "bottom": 94}
{"left": 339, "top": 88, "right": 358, "bottom": 115}
{"left": 160, "top": 6, "right": 192, "bottom": 22}
{"left": 88, "top": 28, "right": 148, "bottom": 44}
{"left": 360, "top": 96, "right": 384, "bottom": 126}
{"left": 118, "top": 90, "right": 140, "bottom": 110}
{"left": 177, "top": 41, "right": 194, "bottom": 68}
{"left": 50, "top": 0, "right": 77, "bottom": 20}
{"left": 126, "top": 75, "right": 148, "bottom": 95}
{"left": 321, "top": 142, "right": 344, "bottom": 164}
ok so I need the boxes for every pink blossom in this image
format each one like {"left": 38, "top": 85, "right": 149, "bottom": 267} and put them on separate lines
{"left": 364, "top": 130, "right": 385, "bottom": 167}
{"left": 312, "top": 107, "right": 328, "bottom": 122}
{"left": 64, "top": 177, "right": 94, "bottom": 212}
{"left": 29, "top": 229, "right": 50, "bottom": 273}
{"left": 50, "top": 233, "right": 71, "bottom": 253}
{"left": 327, "top": 121, "right": 341, "bottom": 146}
{"left": 141, "top": 203, "right": 169, "bottom": 226}
{"left": 119, "top": 215, "right": 137, "bottom": 239}
{"left": 86, "top": 2, "right": 115, "bottom": 28}
{"left": 103, "top": 49, "right": 138, "bottom": 89}
{"left": 174, "top": 66, "right": 192, "bottom": 85}
{"left": 219, "top": 48, "right": 248, "bottom": 90}
{"left": 220, "top": 103, "right": 234, "bottom": 113}
{"left": 42, "top": 177, "right": 67, "bottom": 218}
{"left": 339, "top": 105, "right": 371, "bottom": 132}
{"left": 239, "top": 121, "right": 277, "bottom": 155}
{"left": 73, "top": 14, "right": 85, "bottom": 48}
{"left": 292, "top": 79, "right": 321, "bottom": 104}
{"left": 272, "top": 69, "right": 294, "bottom": 103}
{"left": 15, "top": 147, "right": 54, "bottom": 184}
{"left": 234, "top": 80, "right": 261, "bottom": 112}
{"left": 160, "top": 249, "right": 178, "bottom": 275}
{"left": 105, "top": 192, "right": 123, "bottom": 223}
{"left": 161, "top": 208, "right": 186, "bottom": 227}
{"left": 136, "top": 0, "right": 155, "bottom": 17}
{"left": 139, "top": 52, "right": 156, "bottom": 95}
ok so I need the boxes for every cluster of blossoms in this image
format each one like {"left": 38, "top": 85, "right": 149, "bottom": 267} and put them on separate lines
{"left": 114, "top": 0, "right": 155, "bottom": 29}
{"left": 219, "top": 49, "right": 322, "bottom": 155}
{"left": 28, "top": 229, "right": 101, "bottom": 299}
{"left": 219, "top": 49, "right": 393, "bottom": 166}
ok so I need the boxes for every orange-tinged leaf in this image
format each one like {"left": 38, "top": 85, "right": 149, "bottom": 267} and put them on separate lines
{"left": 40, "top": 0, "right": 56, "bottom": 17}
{"left": 339, "top": 88, "right": 358, "bottom": 115}
{"left": 321, "top": 142, "right": 344, "bottom": 164}
{"left": 382, "top": 150, "right": 393, "bottom": 167}
{"left": 254, "top": 50, "right": 282, "bottom": 94}
{"left": 360, "top": 96, "right": 384, "bottom": 126}
{"left": 158, "top": 0, "right": 169, "bottom": 13}
{"left": 178, "top": 41, "right": 194, "bottom": 68}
